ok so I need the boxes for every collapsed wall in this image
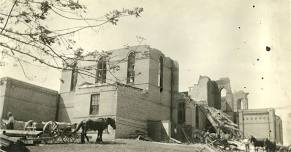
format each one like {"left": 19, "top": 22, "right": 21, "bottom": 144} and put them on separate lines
{"left": 183, "top": 93, "right": 241, "bottom": 139}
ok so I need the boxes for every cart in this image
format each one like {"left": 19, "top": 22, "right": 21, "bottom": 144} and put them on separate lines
{"left": 2, "top": 120, "right": 80, "bottom": 145}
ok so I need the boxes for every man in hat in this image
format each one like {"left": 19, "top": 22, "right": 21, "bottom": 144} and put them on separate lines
{"left": 6, "top": 112, "right": 15, "bottom": 129}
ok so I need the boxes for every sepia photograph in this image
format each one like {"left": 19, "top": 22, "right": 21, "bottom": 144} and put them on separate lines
{"left": 0, "top": 0, "right": 291, "bottom": 151}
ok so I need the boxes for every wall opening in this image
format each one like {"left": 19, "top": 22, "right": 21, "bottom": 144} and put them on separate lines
{"left": 158, "top": 56, "right": 163, "bottom": 92}
{"left": 96, "top": 57, "right": 107, "bottom": 83}
{"left": 127, "top": 52, "right": 136, "bottom": 84}
{"left": 178, "top": 102, "right": 185, "bottom": 124}
{"left": 195, "top": 106, "right": 199, "bottom": 128}
{"left": 237, "top": 99, "right": 242, "bottom": 110}
{"left": 220, "top": 88, "right": 227, "bottom": 111}
{"left": 221, "top": 88, "right": 227, "bottom": 97}
{"left": 70, "top": 63, "right": 78, "bottom": 91}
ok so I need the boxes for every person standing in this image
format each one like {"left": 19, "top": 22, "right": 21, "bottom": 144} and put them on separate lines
{"left": 6, "top": 112, "right": 15, "bottom": 130}
{"left": 242, "top": 138, "right": 250, "bottom": 152}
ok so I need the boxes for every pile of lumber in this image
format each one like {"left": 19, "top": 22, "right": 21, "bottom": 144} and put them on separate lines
{"left": 202, "top": 105, "right": 240, "bottom": 133}
{"left": 181, "top": 93, "right": 241, "bottom": 137}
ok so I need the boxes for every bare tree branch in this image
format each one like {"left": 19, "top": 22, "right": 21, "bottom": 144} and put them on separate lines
{"left": 0, "top": 0, "right": 144, "bottom": 85}
{"left": 0, "top": 0, "right": 17, "bottom": 33}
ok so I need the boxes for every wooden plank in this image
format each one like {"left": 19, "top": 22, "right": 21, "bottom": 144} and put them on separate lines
{"left": 2, "top": 129, "right": 42, "bottom": 137}
{"left": 169, "top": 137, "right": 182, "bottom": 144}
{"left": 180, "top": 127, "right": 191, "bottom": 143}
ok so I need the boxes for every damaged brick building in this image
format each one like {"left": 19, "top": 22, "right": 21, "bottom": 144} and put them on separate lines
{"left": 0, "top": 45, "right": 284, "bottom": 143}
{"left": 57, "top": 45, "right": 180, "bottom": 139}
{"left": 176, "top": 75, "right": 283, "bottom": 144}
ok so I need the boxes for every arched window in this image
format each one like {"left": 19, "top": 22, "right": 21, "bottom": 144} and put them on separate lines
{"left": 221, "top": 88, "right": 227, "bottom": 97}
{"left": 127, "top": 52, "right": 135, "bottom": 84}
{"left": 178, "top": 102, "right": 185, "bottom": 124}
{"left": 220, "top": 88, "right": 227, "bottom": 111}
{"left": 158, "top": 56, "right": 163, "bottom": 92}
{"left": 70, "top": 62, "right": 78, "bottom": 91}
{"left": 96, "top": 57, "right": 106, "bottom": 83}
{"left": 237, "top": 99, "right": 242, "bottom": 110}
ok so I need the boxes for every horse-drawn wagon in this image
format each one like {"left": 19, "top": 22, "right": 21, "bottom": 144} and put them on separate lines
{"left": 1, "top": 120, "right": 80, "bottom": 145}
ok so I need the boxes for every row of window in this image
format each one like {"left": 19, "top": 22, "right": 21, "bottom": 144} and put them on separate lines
{"left": 243, "top": 116, "right": 268, "bottom": 121}
{"left": 70, "top": 53, "right": 164, "bottom": 92}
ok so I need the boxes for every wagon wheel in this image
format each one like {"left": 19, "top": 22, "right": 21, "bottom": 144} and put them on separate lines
{"left": 61, "top": 130, "right": 78, "bottom": 143}
{"left": 24, "top": 120, "right": 35, "bottom": 131}
{"left": 42, "top": 121, "right": 59, "bottom": 144}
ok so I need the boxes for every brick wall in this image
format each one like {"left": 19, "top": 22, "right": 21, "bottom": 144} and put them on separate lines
{"left": 275, "top": 115, "right": 283, "bottom": 144}
{"left": 287, "top": 113, "right": 291, "bottom": 145}
{"left": 188, "top": 76, "right": 209, "bottom": 105}
{"left": 59, "top": 45, "right": 152, "bottom": 94}
{"left": 233, "top": 91, "right": 249, "bottom": 112}
{"left": 0, "top": 77, "right": 58, "bottom": 122}
{"left": 58, "top": 45, "right": 179, "bottom": 139}
{"left": 216, "top": 78, "right": 233, "bottom": 112}
{"left": 58, "top": 84, "right": 117, "bottom": 123}
{"left": 115, "top": 85, "right": 171, "bottom": 138}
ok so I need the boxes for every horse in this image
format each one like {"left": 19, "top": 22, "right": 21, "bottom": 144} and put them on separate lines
{"left": 264, "top": 138, "right": 276, "bottom": 152}
{"left": 250, "top": 136, "right": 266, "bottom": 152}
{"left": 73, "top": 118, "right": 116, "bottom": 143}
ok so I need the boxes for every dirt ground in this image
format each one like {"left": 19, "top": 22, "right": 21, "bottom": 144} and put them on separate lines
{"left": 27, "top": 139, "right": 215, "bottom": 152}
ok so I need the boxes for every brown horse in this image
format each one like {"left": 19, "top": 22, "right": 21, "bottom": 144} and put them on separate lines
{"left": 264, "top": 138, "right": 276, "bottom": 152}
{"left": 73, "top": 118, "right": 116, "bottom": 143}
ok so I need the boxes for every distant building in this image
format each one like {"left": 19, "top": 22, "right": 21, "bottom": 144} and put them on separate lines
{"left": 0, "top": 77, "right": 59, "bottom": 122}
{"left": 233, "top": 90, "right": 248, "bottom": 112}
{"left": 238, "top": 108, "right": 283, "bottom": 144}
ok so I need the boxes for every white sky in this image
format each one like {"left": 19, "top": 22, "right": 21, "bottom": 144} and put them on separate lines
{"left": 1, "top": 0, "right": 291, "bottom": 145}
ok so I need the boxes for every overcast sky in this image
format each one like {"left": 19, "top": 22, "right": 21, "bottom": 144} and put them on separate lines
{"left": 1, "top": 0, "right": 291, "bottom": 144}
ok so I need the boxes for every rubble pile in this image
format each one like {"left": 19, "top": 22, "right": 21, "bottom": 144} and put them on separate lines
{"left": 179, "top": 94, "right": 246, "bottom": 151}
{"left": 200, "top": 105, "right": 241, "bottom": 138}
{"left": 128, "top": 130, "right": 151, "bottom": 141}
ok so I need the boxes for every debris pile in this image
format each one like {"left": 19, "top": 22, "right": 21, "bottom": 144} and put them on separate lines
{"left": 128, "top": 130, "right": 151, "bottom": 141}
{"left": 199, "top": 105, "right": 241, "bottom": 138}
{"left": 179, "top": 94, "right": 245, "bottom": 151}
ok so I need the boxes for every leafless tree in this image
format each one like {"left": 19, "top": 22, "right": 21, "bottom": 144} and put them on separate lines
{"left": 0, "top": 0, "right": 144, "bottom": 84}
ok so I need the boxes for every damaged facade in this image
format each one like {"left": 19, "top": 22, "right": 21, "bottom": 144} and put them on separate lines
{"left": 176, "top": 75, "right": 283, "bottom": 144}
{"left": 0, "top": 45, "right": 283, "bottom": 144}
{"left": 172, "top": 76, "right": 247, "bottom": 141}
